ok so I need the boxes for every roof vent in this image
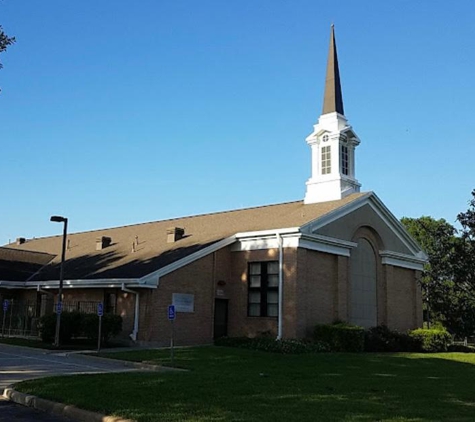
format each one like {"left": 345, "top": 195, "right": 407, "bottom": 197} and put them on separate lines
{"left": 16, "top": 237, "right": 26, "bottom": 245}
{"left": 167, "top": 227, "right": 185, "bottom": 243}
{"left": 96, "top": 236, "right": 112, "bottom": 250}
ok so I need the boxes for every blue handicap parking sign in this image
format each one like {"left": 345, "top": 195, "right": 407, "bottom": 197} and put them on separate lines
{"left": 97, "top": 303, "right": 104, "bottom": 316}
{"left": 56, "top": 302, "right": 62, "bottom": 314}
{"left": 168, "top": 305, "right": 176, "bottom": 320}
{"left": 3, "top": 300, "right": 9, "bottom": 312}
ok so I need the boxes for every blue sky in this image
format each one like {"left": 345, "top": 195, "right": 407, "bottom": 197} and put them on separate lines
{"left": 1, "top": 1, "right": 474, "bottom": 243}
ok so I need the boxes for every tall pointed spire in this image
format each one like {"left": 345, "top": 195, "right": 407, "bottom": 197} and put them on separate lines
{"left": 304, "top": 25, "right": 361, "bottom": 204}
{"left": 322, "top": 24, "right": 344, "bottom": 115}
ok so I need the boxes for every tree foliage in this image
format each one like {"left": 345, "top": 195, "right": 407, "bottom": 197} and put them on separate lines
{"left": 401, "top": 190, "right": 475, "bottom": 337}
{"left": 0, "top": 25, "right": 15, "bottom": 69}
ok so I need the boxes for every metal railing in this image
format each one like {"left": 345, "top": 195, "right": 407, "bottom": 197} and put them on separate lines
{"left": 1, "top": 299, "right": 115, "bottom": 338}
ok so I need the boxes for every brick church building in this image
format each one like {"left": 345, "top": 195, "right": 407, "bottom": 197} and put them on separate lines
{"left": 0, "top": 26, "right": 426, "bottom": 345}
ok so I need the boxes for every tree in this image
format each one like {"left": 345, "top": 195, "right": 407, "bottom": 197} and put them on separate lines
{"left": 401, "top": 216, "right": 458, "bottom": 329}
{"left": 401, "top": 191, "right": 475, "bottom": 338}
{"left": 0, "top": 25, "right": 15, "bottom": 69}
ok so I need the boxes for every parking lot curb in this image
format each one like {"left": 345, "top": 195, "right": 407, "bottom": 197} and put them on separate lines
{"left": 3, "top": 387, "right": 136, "bottom": 422}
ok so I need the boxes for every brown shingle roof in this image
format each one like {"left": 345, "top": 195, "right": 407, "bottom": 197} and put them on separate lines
{"left": 0, "top": 247, "right": 55, "bottom": 281}
{"left": 3, "top": 193, "right": 365, "bottom": 281}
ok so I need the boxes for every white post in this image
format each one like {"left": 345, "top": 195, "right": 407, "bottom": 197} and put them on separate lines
{"left": 277, "top": 233, "right": 284, "bottom": 340}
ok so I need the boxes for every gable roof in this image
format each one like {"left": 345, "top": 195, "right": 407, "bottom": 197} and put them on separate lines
{"left": 2, "top": 193, "right": 366, "bottom": 282}
{"left": 0, "top": 247, "right": 55, "bottom": 281}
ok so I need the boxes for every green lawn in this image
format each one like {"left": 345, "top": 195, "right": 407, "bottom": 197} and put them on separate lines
{"left": 15, "top": 347, "right": 475, "bottom": 422}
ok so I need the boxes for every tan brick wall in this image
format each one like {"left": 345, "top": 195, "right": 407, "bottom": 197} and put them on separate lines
{"left": 139, "top": 253, "right": 216, "bottom": 346}
{"left": 386, "top": 265, "right": 422, "bottom": 331}
{"left": 297, "top": 249, "right": 338, "bottom": 337}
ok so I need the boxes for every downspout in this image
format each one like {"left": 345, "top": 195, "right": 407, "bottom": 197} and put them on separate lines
{"left": 122, "top": 283, "right": 139, "bottom": 342}
{"left": 277, "top": 232, "right": 284, "bottom": 340}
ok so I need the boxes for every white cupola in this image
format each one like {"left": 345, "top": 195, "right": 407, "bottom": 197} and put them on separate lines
{"left": 304, "top": 25, "right": 361, "bottom": 204}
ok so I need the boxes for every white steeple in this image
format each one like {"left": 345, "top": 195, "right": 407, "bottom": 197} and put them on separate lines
{"left": 304, "top": 25, "right": 361, "bottom": 204}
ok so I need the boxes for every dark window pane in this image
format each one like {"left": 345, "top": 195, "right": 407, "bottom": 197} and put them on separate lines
{"left": 250, "top": 275, "right": 261, "bottom": 288}
{"left": 249, "top": 304, "right": 261, "bottom": 316}
{"left": 267, "top": 304, "right": 278, "bottom": 317}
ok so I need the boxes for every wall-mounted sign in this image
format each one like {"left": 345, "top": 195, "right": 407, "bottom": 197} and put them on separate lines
{"left": 172, "top": 293, "right": 194, "bottom": 313}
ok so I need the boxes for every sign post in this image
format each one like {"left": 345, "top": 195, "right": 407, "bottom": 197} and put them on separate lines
{"left": 2, "top": 300, "right": 9, "bottom": 338}
{"left": 168, "top": 305, "right": 176, "bottom": 366}
{"left": 97, "top": 303, "right": 104, "bottom": 353}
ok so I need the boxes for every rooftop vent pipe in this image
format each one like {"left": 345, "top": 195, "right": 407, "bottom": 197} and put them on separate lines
{"left": 96, "top": 236, "right": 112, "bottom": 250}
{"left": 167, "top": 227, "right": 185, "bottom": 243}
{"left": 16, "top": 237, "right": 26, "bottom": 245}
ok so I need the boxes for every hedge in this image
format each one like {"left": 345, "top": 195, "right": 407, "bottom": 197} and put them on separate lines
{"left": 364, "top": 325, "right": 417, "bottom": 352}
{"left": 314, "top": 322, "right": 365, "bottom": 352}
{"left": 408, "top": 328, "right": 452, "bottom": 353}
{"left": 215, "top": 337, "right": 330, "bottom": 354}
{"left": 39, "top": 312, "right": 122, "bottom": 344}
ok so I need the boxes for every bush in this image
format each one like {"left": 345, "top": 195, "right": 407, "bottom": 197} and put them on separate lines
{"left": 448, "top": 344, "right": 475, "bottom": 353}
{"left": 364, "top": 325, "right": 417, "bottom": 352}
{"left": 82, "top": 313, "right": 122, "bottom": 344}
{"left": 314, "top": 322, "right": 365, "bottom": 352}
{"left": 38, "top": 312, "right": 122, "bottom": 345}
{"left": 215, "top": 337, "right": 330, "bottom": 354}
{"left": 409, "top": 328, "right": 452, "bottom": 353}
{"left": 39, "top": 311, "right": 82, "bottom": 343}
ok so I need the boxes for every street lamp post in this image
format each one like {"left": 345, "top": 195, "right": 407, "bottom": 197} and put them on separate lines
{"left": 50, "top": 215, "right": 68, "bottom": 348}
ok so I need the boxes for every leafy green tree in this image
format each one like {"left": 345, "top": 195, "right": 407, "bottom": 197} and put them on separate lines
{"left": 402, "top": 191, "right": 475, "bottom": 338}
{"left": 401, "top": 216, "right": 458, "bottom": 329}
{"left": 0, "top": 25, "right": 15, "bottom": 69}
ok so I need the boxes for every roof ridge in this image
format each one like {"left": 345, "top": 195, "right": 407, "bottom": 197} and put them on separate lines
{"left": 15, "top": 199, "right": 304, "bottom": 241}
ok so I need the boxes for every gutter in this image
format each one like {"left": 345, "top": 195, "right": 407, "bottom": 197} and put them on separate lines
{"left": 276, "top": 232, "right": 284, "bottom": 341}
{"left": 122, "top": 283, "right": 140, "bottom": 342}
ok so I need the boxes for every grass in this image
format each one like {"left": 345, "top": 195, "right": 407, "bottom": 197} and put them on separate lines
{"left": 15, "top": 346, "right": 475, "bottom": 422}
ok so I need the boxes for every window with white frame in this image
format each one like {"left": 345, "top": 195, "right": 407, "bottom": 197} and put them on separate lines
{"left": 321, "top": 146, "right": 331, "bottom": 175}
{"left": 248, "top": 261, "right": 279, "bottom": 317}
{"left": 341, "top": 144, "right": 349, "bottom": 175}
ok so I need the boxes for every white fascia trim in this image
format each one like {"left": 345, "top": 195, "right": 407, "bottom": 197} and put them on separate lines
{"left": 0, "top": 278, "right": 145, "bottom": 290}
{"left": 139, "top": 235, "right": 238, "bottom": 286}
{"left": 368, "top": 193, "right": 427, "bottom": 258}
{"left": 301, "top": 192, "right": 372, "bottom": 233}
{"left": 299, "top": 233, "right": 357, "bottom": 257}
{"left": 235, "top": 227, "right": 301, "bottom": 238}
{"left": 232, "top": 229, "right": 356, "bottom": 257}
{"left": 232, "top": 228, "right": 301, "bottom": 251}
{"left": 301, "top": 192, "right": 426, "bottom": 258}
{"left": 380, "top": 250, "right": 427, "bottom": 271}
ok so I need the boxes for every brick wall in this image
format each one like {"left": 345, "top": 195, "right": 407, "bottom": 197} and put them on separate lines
{"left": 386, "top": 265, "right": 422, "bottom": 331}
{"left": 298, "top": 249, "right": 338, "bottom": 337}
{"left": 139, "top": 253, "right": 216, "bottom": 346}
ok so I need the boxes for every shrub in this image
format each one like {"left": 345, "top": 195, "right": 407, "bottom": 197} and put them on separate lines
{"left": 215, "top": 337, "right": 330, "bottom": 354}
{"left": 39, "top": 311, "right": 82, "bottom": 343}
{"left": 38, "top": 312, "right": 122, "bottom": 345}
{"left": 314, "top": 322, "right": 365, "bottom": 352}
{"left": 409, "top": 328, "right": 452, "bottom": 353}
{"left": 448, "top": 344, "right": 475, "bottom": 353}
{"left": 83, "top": 313, "right": 122, "bottom": 344}
{"left": 364, "top": 325, "right": 417, "bottom": 352}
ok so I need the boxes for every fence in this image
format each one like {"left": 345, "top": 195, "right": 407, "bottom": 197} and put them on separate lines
{"left": 1, "top": 298, "right": 114, "bottom": 338}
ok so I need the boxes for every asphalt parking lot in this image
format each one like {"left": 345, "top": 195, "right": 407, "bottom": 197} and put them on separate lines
{"left": 0, "top": 343, "right": 136, "bottom": 392}
{"left": 0, "top": 343, "right": 138, "bottom": 421}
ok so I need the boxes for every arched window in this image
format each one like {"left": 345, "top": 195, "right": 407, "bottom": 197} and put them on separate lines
{"left": 349, "top": 238, "right": 377, "bottom": 328}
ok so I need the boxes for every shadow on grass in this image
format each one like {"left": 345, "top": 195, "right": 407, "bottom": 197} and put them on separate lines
{"left": 16, "top": 348, "right": 475, "bottom": 422}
